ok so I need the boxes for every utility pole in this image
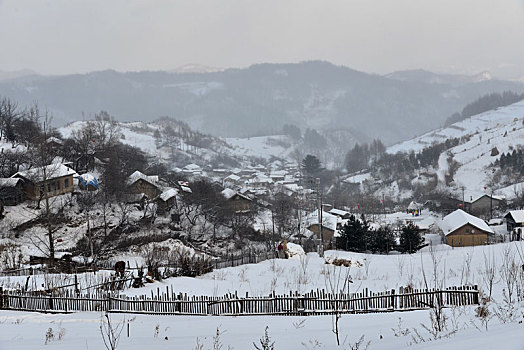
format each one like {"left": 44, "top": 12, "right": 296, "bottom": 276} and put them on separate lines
{"left": 316, "top": 178, "right": 324, "bottom": 257}
{"left": 461, "top": 186, "right": 465, "bottom": 210}
{"left": 490, "top": 189, "right": 493, "bottom": 221}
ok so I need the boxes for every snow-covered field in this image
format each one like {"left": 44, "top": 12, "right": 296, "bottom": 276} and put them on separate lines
{"left": 2, "top": 242, "right": 524, "bottom": 349}
{"left": 1, "top": 308, "right": 523, "bottom": 350}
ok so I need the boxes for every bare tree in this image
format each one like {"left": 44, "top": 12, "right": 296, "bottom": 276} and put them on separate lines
{"left": 420, "top": 246, "right": 449, "bottom": 338}
{"left": 480, "top": 249, "right": 497, "bottom": 300}
{"left": 100, "top": 312, "right": 125, "bottom": 350}
{"left": 23, "top": 106, "right": 66, "bottom": 267}
{"left": 141, "top": 244, "right": 169, "bottom": 280}
{"left": 323, "top": 263, "right": 353, "bottom": 346}
{"left": 0, "top": 97, "right": 22, "bottom": 142}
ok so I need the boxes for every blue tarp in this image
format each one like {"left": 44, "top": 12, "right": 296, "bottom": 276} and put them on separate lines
{"left": 78, "top": 173, "right": 99, "bottom": 190}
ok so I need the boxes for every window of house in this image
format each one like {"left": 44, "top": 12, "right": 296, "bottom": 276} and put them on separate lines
{"left": 65, "top": 179, "right": 69, "bottom": 188}
{"left": 465, "top": 228, "right": 470, "bottom": 233}
{"left": 47, "top": 183, "right": 51, "bottom": 192}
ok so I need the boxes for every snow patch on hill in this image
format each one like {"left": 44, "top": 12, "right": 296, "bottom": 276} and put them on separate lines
{"left": 387, "top": 100, "right": 524, "bottom": 199}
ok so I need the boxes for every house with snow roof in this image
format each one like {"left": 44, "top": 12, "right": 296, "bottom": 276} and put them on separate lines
{"left": 157, "top": 187, "right": 178, "bottom": 213}
{"left": 329, "top": 208, "right": 351, "bottom": 219}
{"left": 305, "top": 210, "right": 339, "bottom": 243}
{"left": 438, "top": 209, "right": 493, "bottom": 247}
{"left": 504, "top": 210, "right": 524, "bottom": 240}
{"left": 470, "top": 194, "right": 505, "bottom": 215}
{"left": 221, "top": 188, "right": 252, "bottom": 213}
{"left": 223, "top": 174, "right": 242, "bottom": 188}
{"left": 127, "top": 170, "right": 161, "bottom": 199}
{"left": 0, "top": 178, "right": 25, "bottom": 205}
{"left": 182, "top": 163, "right": 203, "bottom": 178}
{"left": 12, "top": 163, "right": 77, "bottom": 200}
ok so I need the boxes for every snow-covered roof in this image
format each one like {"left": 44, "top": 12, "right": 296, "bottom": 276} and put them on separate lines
{"left": 225, "top": 174, "right": 241, "bottom": 181}
{"left": 183, "top": 163, "right": 202, "bottom": 171}
{"left": 283, "top": 183, "right": 301, "bottom": 192}
{"left": 506, "top": 210, "right": 524, "bottom": 223}
{"left": 12, "top": 163, "right": 77, "bottom": 182}
{"left": 305, "top": 210, "right": 338, "bottom": 232}
{"left": 222, "top": 188, "right": 237, "bottom": 200}
{"left": 46, "top": 136, "right": 63, "bottom": 145}
{"left": 180, "top": 185, "right": 192, "bottom": 193}
{"left": 472, "top": 194, "right": 505, "bottom": 202}
{"left": 159, "top": 188, "right": 178, "bottom": 201}
{"left": 0, "top": 178, "right": 23, "bottom": 187}
{"left": 329, "top": 208, "right": 350, "bottom": 217}
{"left": 407, "top": 201, "right": 422, "bottom": 210}
{"left": 488, "top": 218, "right": 504, "bottom": 226}
{"left": 127, "top": 170, "right": 159, "bottom": 186}
{"left": 222, "top": 188, "right": 251, "bottom": 201}
{"left": 439, "top": 209, "right": 494, "bottom": 235}
{"left": 270, "top": 170, "right": 287, "bottom": 176}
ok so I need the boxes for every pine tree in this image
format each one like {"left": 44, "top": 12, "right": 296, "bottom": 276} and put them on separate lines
{"left": 302, "top": 154, "right": 321, "bottom": 175}
{"left": 337, "top": 214, "right": 369, "bottom": 252}
{"left": 399, "top": 223, "right": 425, "bottom": 254}
{"left": 368, "top": 225, "right": 396, "bottom": 253}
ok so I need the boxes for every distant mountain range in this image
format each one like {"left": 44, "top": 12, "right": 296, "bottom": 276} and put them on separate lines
{"left": 1, "top": 61, "right": 524, "bottom": 145}
{"left": 0, "top": 69, "right": 39, "bottom": 81}
{"left": 384, "top": 69, "right": 493, "bottom": 86}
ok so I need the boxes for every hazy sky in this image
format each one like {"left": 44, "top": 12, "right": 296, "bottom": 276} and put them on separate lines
{"left": 1, "top": 0, "right": 524, "bottom": 78}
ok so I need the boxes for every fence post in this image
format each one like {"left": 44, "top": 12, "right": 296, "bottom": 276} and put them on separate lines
{"left": 390, "top": 289, "right": 395, "bottom": 310}
{"left": 0, "top": 287, "right": 3, "bottom": 309}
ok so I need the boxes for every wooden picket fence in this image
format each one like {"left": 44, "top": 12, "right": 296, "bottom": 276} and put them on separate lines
{"left": 0, "top": 285, "right": 479, "bottom": 316}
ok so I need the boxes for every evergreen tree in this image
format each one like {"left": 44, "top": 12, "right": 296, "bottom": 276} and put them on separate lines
{"left": 301, "top": 154, "right": 322, "bottom": 175}
{"left": 337, "top": 214, "right": 369, "bottom": 252}
{"left": 399, "top": 223, "right": 425, "bottom": 253}
{"left": 368, "top": 225, "right": 396, "bottom": 253}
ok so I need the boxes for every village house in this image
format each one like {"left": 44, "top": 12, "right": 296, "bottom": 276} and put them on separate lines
{"left": 246, "top": 173, "right": 273, "bottom": 189}
{"left": 269, "top": 170, "right": 287, "bottom": 182}
{"left": 157, "top": 187, "right": 178, "bottom": 213}
{"left": 222, "top": 188, "right": 252, "bottom": 213}
{"left": 305, "top": 210, "right": 339, "bottom": 243}
{"left": 46, "top": 136, "right": 64, "bottom": 150}
{"left": 127, "top": 170, "right": 161, "bottom": 199}
{"left": 329, "top": 208, "right": 351, "bottom": 220}
{"left": 11, "top": 163, "right": 77, "bottom": 201}
{"left": 0, "top": 178, "right": 25, "bottom": 205}
{"left": 504, "top": 210, "right": 524, "bottom": 240}
{"left": 223, "top": 174, "right": 242, "bottom": 188}
{"left": 439, "top": 209, "right": 493, "bottom": 247}
{"left": 469, "top": 194, "right": 505, "bottom": 215}
{"left": 182, "top": 163, "right": 203, "bottom": 178}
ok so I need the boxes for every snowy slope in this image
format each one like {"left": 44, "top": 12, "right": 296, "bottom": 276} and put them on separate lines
{"left": 387, "top": 100, "right": 524, "bottom": 199}
{"left": 226, "top": 135, "right": 296, "bottom": 161}
{"left": 59, "top": 120, "right": 236, "bottom": 168}
{"left": 388, "top": 101, "right": 524, "bottom": 154}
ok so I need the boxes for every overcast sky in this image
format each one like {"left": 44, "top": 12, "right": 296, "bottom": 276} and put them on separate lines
{"left": 1, "top": 0, "right": 524, "bottom": 78}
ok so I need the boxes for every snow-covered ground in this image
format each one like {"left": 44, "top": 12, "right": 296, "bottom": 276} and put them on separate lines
{"left": 1, "top": 308, "right": 523, "bottom": 350}
{"left": 387, "top": 100, "right": 524, "bottom": 200}
{"left": 2, "top": 242, "right": 524, "bottom": 349}
{"left": 226, "top": 134, "right": 296, "bottom": 162}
